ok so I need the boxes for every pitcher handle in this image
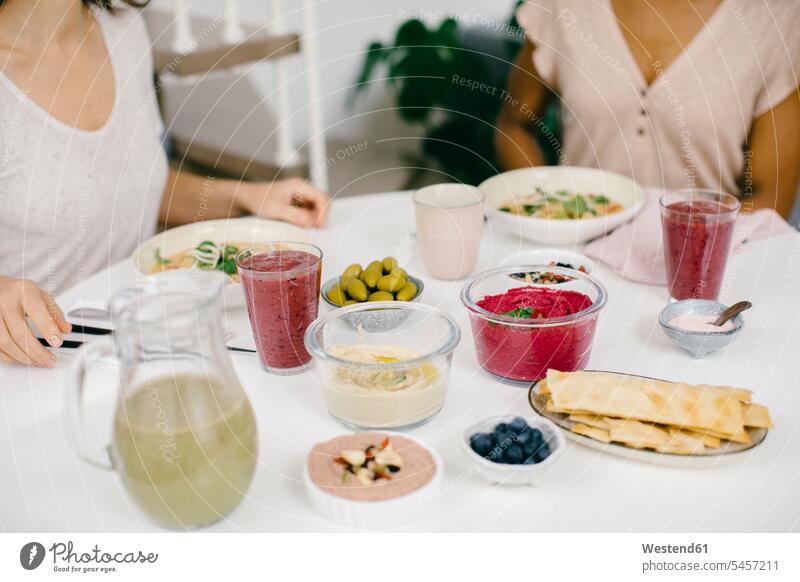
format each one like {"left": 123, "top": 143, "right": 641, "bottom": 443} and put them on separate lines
{"left": 64, "top": 338, "right": 116, "bottom": 470}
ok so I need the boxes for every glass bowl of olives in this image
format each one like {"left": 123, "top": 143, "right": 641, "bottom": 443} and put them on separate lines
{"left": 321, "top": 257, "right": 424, "bottom": 332}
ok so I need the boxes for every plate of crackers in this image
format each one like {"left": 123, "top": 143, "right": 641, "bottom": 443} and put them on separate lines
{"left": 528, "top": 369, "right": 772, "bottom": 467}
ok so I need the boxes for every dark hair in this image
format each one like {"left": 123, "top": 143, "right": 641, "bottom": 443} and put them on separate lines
{"left": 85, "top": 0, "right": 150, "bottom": 8}
{"left": 0, "top": 0, "right": 149, "bottom": 9}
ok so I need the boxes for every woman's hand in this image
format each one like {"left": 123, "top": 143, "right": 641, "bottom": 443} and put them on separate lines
{"left": 0, "top": 277, "right": 71, "bottom": 367}
{"left": 239, "top": 178, "right": 330, "bottom": 228}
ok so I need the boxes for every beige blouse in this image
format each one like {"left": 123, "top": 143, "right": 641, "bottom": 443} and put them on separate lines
{"left": 517, "top": 0, "right": 800, "bottom": 194}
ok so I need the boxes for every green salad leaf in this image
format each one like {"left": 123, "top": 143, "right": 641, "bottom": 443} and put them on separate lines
{"left": 154, "top": 248, "right": 170, "bottom": 265}
{"left": 502, "top": 306, "right": 538, "bottom": 318}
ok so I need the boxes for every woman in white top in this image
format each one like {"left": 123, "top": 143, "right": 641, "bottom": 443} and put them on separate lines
{"left": 0, "top": 0, "right": 329, "bottom": 367}
{"left": 496, "top": 0, "right": 800, "bottom": 217}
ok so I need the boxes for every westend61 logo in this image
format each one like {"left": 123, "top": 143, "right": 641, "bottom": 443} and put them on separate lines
{"left": 19, "top": 541, "right": 158, "bottom": 574}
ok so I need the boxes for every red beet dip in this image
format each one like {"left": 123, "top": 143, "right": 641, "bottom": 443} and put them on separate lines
{"left": 662, "top": 201, "right": 735, "bottom": 301}
{"left": 239, "top": 249, "right": 321, "bottom": 371}
{"left": 469, "top": 286, "right": 598, "bottom": 382}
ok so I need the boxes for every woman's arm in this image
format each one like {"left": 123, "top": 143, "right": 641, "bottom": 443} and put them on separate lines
{"left": 495, "top": 40, "right": 551, "bottom": 170}
{"left": 743, "top": 88, "right": 800, "bottom": 218}
{"left": 159, "top": 167, "right": 330, "bottom": 228}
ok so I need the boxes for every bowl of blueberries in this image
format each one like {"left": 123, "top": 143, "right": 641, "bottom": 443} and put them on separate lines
{"left": 463, "top": 415, "right": 564, "bottom": 486}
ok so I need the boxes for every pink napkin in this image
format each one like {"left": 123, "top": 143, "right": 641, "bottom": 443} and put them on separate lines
{"left": 583, "top": 188, "right": 795, "bottom": 285}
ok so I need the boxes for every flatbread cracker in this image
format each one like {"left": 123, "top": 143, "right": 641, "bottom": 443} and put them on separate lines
{"left": 606, "top": 418, "right": 670, "bottom": 448}
{"left": 742, "top": 403, "right": 772, "bottom": 428}
{"left": 656, "top": 428, "right": 707, "bottom": 455}
{"left": 546, "top": 370, "right": 747, "bottom": 437}
{"left": 683, "top": 429, "right": 721, "bottom": 448}
{"left": 568, "top": 414, "right": 610, "bottom": 430}
{"left": 571, "top": 423, "right": 612, "bottom": 444}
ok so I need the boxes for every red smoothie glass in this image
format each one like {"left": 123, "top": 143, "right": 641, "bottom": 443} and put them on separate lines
{"left": 236, "top": 242, "right": 322, "bottom": 375}
{"left": 660, "top": 190, "right": 739, "bottom": 302}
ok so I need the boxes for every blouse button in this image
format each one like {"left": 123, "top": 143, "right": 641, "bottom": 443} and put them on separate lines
{"left": 637, "top": 128, "right": 645, "bottom": 136}
{"left": 640, "top": 108, "right": 647, "bottom": 116}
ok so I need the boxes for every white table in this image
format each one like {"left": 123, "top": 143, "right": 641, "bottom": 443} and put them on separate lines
{"left": 2, "top": 191, "right": 799, "bottom": 533}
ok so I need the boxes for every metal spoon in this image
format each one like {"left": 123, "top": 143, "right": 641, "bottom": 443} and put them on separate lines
{"left": 712, "top": 301, "right": 752, "bottom": 326}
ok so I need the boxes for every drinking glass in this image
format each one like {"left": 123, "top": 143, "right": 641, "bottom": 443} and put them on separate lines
{"left": 237, "top": 242, "right": 323, "bottom": 374}
{"left": 413, "top": 184, "right": 485, "bottom": 280}
{"left": 660, "top": 189, "right": 739, "bottom": 302}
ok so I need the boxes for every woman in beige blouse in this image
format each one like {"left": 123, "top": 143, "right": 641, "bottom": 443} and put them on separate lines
{"left": 496, "top": 0, "right": 800, "bottom": 218}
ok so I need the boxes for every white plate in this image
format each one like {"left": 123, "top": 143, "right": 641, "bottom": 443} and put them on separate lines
{"left": 480, "top": 166, "right": 644, "bottom": 245}
{"left": 528, "top": 371, "right": 767, "bottom": 468}
{"left": 131, "top": 217, "right": 310, "bottom": 309}
{"left": 499, "top": 248, "right": 596, "bottom": 274}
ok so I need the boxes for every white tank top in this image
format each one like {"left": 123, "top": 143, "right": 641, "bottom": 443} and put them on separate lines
{"left": 0, "top": 7, "right": 168, "bottom": 295}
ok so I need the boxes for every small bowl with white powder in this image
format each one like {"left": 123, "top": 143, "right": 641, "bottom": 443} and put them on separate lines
{"left": 658, "top": 299, "right": 745, "bottom": 359}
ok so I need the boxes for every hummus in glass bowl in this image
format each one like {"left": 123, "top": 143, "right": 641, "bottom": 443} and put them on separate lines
{"left": 304, "top": 302, "right": 460, "bottom": 429}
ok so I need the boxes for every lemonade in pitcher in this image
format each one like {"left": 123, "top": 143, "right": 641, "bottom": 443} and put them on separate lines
{"left": 66, "top": 271, "right": 259, "bottom": 529}
{"left": 113, "top": 373, "right": 257, "bottom": 528}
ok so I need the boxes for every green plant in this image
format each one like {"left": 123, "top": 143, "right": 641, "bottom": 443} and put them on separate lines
{"left": 352, "top": 12, "right": 559, "bottom": 185}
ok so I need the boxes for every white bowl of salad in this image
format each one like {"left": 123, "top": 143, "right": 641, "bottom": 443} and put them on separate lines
{"left": 479, "top": 166, "right": 645, "bottom": 244}
{"left": 131, "top": 217, "right": 310, "bottom": 308}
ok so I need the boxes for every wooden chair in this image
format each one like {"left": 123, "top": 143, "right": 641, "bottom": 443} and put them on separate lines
{"left": 143, "top": 1, "right": 328, "bottom": 190}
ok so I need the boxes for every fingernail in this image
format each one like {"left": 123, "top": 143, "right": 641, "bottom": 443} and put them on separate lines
{"left": 49, "top": 335, "right": 63, "bottom": 347}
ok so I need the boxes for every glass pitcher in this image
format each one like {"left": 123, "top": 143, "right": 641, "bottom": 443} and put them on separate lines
{"left": 66, "top": 271, "right": 258, "bottom": 529}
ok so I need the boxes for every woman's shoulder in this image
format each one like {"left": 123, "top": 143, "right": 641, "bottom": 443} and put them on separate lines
{"left": 93, "top": 4, "right": 152, "bottom": 51}
{"left": 732, "top": 0, "right": 799, "bottom": 36}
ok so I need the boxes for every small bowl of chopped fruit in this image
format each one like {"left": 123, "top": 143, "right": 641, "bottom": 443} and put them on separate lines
{"left": 500, "top": 249, "right": 595, "bottom": 284}
{"left": 462, "top": 415, "right": 564, "bottom": 486}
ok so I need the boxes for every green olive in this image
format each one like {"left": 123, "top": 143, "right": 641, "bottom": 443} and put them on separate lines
{"left": 382, "top": 256, "right": 398, "bottom": 273}
{"left": 390, "top": 267, "right": 408, "bottom": 279}
{"left": 346, "top": 278, "right": 369, "bottom": 302}
{"left": 368, "top": 291, "right": 394, "bottom": 302}
{"left": 366, "top": 260, "right": 383, "bottom": 273}
{"left": 377, "top": 274, "right": 406, "bottom": 293}
{"left": 360, "top": 267, "right": 381, "bottom": 289}
{"left": 342, "top": 263, "right": 363, "bottom": 279}
{"left": 395, "top": 281, "right": 418, "bottom": 301}
{"left": 342, "top": 300, "right": 357, "bottom": 306}
{"left": 326, "top": 284, "right": 348, "bottom": 306}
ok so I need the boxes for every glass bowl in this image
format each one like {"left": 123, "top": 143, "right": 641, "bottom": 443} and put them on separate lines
{"left": 304, "top": 302, "right": 461, "bottom": 430}
{"left": 460, "top": 265, "right": 607, "bottom": 383}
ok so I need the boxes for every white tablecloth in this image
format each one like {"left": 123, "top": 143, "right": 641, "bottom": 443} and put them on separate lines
{"left": 2, "top": 191, "right": 799, "bottom": 532}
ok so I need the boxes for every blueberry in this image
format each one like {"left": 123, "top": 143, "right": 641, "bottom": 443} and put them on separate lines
{"left": 509, "top": 417, "right": 528, "bottom": 433}
{"left": 533, "top": 441, "right": 551, "bottom": 462}
{"left": 504, "top": 444, "right": 524, "bottom": 464}
{"left": 494, "top": 422, "right": 513, "bottom": 440}
{"left": 488, "top": 445, "right": 506, "bottom": 463}
{"left": 523, "top": 456, "right": 537, "bottom": 465}
{"left": 529, "top": 428, "right": 543, "bottom": 445}
{"left": 522, "top": 442, "right": 537, "bottom": 458}
{"left": 470, "top": 433, "right": 494, "bottom": 457}
{"left": 516, "top": 427, "right": 533, "bottom": 446}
